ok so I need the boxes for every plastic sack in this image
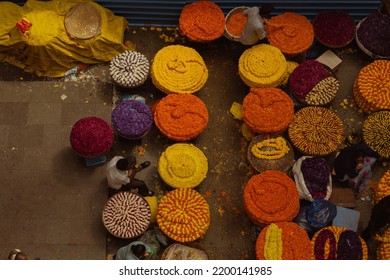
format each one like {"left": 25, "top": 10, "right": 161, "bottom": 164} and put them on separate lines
{"left": 293, "top": 205, "right": 314, "bottom": 235}
{"left": 162, "top": 243, "right": 208, "bottom": 260}
{"left": 292, "top": 156, "right": 332, "bottom": 201}
{"left": 307, "top": 199, "right": 337, "bottom": 230}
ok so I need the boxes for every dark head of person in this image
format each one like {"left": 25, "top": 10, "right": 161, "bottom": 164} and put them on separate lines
{"left": 8, "top": 250, "right": 29, "bottom": 260}
{"left": 131, "top": 244, "right": 147, "bottom": 259}
{"left": 116, "top": 156, "right": 136, "bottom": 171}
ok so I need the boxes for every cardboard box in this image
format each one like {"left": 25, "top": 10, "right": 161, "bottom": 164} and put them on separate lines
{"left": 316, "top": 50, "right": 343, "bottom": 71}
{"left": 332, "top": 206, "right": 360, "bottom": 232}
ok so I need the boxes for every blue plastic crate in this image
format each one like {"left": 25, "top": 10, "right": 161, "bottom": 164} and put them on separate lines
{"left": 84, "top": 155, "right": 107, "bottom": 167}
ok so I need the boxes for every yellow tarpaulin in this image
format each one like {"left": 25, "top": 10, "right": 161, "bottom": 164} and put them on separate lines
{"left": 0, "top": 0, "right": 135, "bottom": 77}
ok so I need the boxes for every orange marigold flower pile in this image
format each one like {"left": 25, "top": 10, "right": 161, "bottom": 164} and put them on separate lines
{"left": 256, "top": 222, "right": 312, "bottom": 260}
{"left": 179, "top": 1, "right": 225, "bottom": 42}
{"left": 243, "top": 170, "right": 299, "bottom": 226}
{"left": 375, "top": 227, "right": 390, "bottom": 260}
{"left": 157, "top": 188, "right": 211, "bottom": 242}
{"left": 243, "top": 87, "right": 294, "bottom": 134}
{"left": 363, "top": 110, "right": 390, "bottom": 159}
{"left": 154, "top": 94, "right": 209, "bottom": 141}
{"left": 374, "top": 169, "right": 390, "bottom": 204}
{"left": 226, "top": 8, "right": 247, "bottom": 36}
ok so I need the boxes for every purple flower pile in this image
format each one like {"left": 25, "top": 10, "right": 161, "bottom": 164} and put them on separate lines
{"left": 112, "top": 100, "right": 153, "bottom": 139}
{"left": 70, "top": 117, "right": 114, "bottom": 158}
{"left": 357, "top": 12, "right": 390, "bottom": 57}
{"left": 336, "top": 230, "right": 363, "bottom": 260}
{"left": 301, "top": 157, "right": 330, "bottom": 199}
{"left": 314, "top": 11, "right": 355, "bottom": 47}
{"left": 289, "top": 60, "right": 331, "bottom": 99}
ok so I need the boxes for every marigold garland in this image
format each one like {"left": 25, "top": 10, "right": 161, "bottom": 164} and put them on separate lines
{"left": 375, "top": 227, "right": 390, "bottom": 260}
{"left": 265, "top": 12, "right": 314, "bottom": 56}
{"left": 362, "top": 110, "right": 390, "bottom": 159}
{"left": 238, "top": 44, "right": 287, "bottom": 88}
{"left": 243, "top": 87, "right": 294, "bottom": 134}
{"left": 151, "top": 45, "right": 208, "bottom": 94}
{"left": 157, "top": 188, "right": 211, "bottom": 242}
{"left": 311, "top": 226, "right": 368, "bottom": 260}
{"left": 256, "top": 222, "right": 312, "bottom": 260}
{"left": 251, "top": 137, "right": 290, "bottom": 160}
{"left": 158, "top": 143, "right": 208, "bottom": 189}
{"left": 154, "top": 94, "right": 209, "bottom": 141}
{"left": 243, "top": 170, "right": 300, "bottom": 226}
{"left": 374, "top": 169, "right": 390, "bottom": 204}
{"left": 179, "top": 1, "right": 225, "bottom": 42}
{"left": 279, "top": 61, "right": 299, "bottom": 88}
{"left": 354, "top": 60, "right": 390, "bottom": 113}
{"left": 288, "top": 107, "right": 344, "bottom": 156}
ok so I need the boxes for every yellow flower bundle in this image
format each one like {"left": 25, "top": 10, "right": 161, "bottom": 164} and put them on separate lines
{"left": 362, "top": 110, "right": 390, "bottom": 159}
{"left": 151, "top": 45, "right": 208, "bottom": 94}
{"left": 265, "top": 12, "right": 314, "bottom": 56}
{"left": 374, "top": 169, "right": 390, "bottom": 204}
{"left": 256, "top": 222, "right": 312, "bottom": 260}
{"left": 157, "top": 188, "right": 211, "bottom": 242}
{"left": 376, "top": 228, "right": 390, "bottom": 260}
{"left": 242, "top": 87, "right": 294, "bottom": 134}
{"left": 288, "top": 107, "right": 344, "bottom": 156}
{"left": 158, "top": 143, "right": 208, "bottom": 189}
{"left": 279, "top": 61, "right": 299, "bottom": 88}
{"left": 311, "top": 226, "right": 368, "bottom": 260}
{"left": 238, "top": 44, "right": 287, "bottom": 88}
{"left": 354, "top": 60, "right": 390, "bottom": 113}
{"left": 251, "top": 137, "right": 290, "bottom": 160}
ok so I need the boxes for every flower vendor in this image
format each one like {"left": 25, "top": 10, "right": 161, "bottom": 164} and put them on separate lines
{"left": 238, "top": 7, "right": 266, "bottom": 45}
{"left": 361, "top": 195, "right": 390, "bottom": 242}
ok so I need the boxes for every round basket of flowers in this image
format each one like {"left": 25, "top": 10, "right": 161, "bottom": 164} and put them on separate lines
{"left": 264, "top": 12, "right": 314, "bottom": 57}
{"left": 151, "top": 45, "right": 208, "bottom": 94}
{"left": 154, "top": 93, "right": 209, "bottom": 141}
{"left": 112, "top": 100, "right": 153, "bottom": 140}
{"left": 243, "top": 170, "right": 300, "bottom": 227}
{"left": 224, "top": 6, "right": 248, "bottom": 41}
{"left": 242, "top": 87, "right": 294, "bottom": 134}
{"left": 157, "top": 188, "right": 210, "bottom": 243}
{"left": 288, "top": 107, "right": 344, "bottom": 156}
{"left": 256, "top": 222, "right": 312, "bottom": 260}
{"left": 311, "top": 226, "right": 368, "bottom": 260}
{"left": 70, "top": 116, "right": 114, "bottom": 158}
{"left": 353, "top": 60, "right": 390, "bottom": 114}
{"left": 313, "top": 10, "right": 355, "bottom": 48}
{"left": 109, "top": 51, "right": 150, "bottom": 88}
{"left": 278, "top": 61, "right": 299, "bottom": 89}
{"left": 362, "top": 110, "right": 390, "bottom": 159}
{"left": 238, "top": 44, "right": 287, "bottom": 88}
{"left": 158, "top": 143, "right": 208, "bottom": 189}
{"left": 179, "top": 0, "right": 225, "bottom": 43}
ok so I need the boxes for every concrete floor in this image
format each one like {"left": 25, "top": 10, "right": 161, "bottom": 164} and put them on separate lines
{"left": 0, "top": 27, "right": 388, "bottom": 260}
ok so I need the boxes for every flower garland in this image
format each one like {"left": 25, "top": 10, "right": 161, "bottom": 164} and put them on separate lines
{"left": 374, "top": 169, "right": 390, "bottom": 204}
{"left": 154, "top": 93, "right": 209, "bottom": 141}
{"left": 256, "top": 222, "right": 312, "bottom": 260}
{"left": 112, "top": 100, "right": 153, "bottom": 139}
{"left": 264, "top": 12, "right": 314, "bottom": 56}
{"left": 375, "top": 228, "right": 390, "bottom": 260}
{"left": 238, "top": 44, "right": 287, "bottom": 88}
{"left": 311, "top": 226, "right": 368, "bottom": 260}
{"left": 151, "top": 45, "right": 208, "bottom": 94}
{"left": 179, "top": 1, "right": 225, "bottom": 42}
{"left": 354, "top": 60, "right": 390, "bottom": 113}
{"left": 242, "top": 87, "right": 294, "bottom": 134}
{"left": 70, "top": 116, "right": 114, "bottom": 158}
{"left": 226, "top": 8, "right": 247, "bottom": 36}
{"left": 243, "top": 170, "right": 299, "bottom": 226}
{"left": 251, "top": 137, "right": 290, "bottom": 160}
{"left": 279, "top": 61, "right": 299, "bottom": 88}
{"left": 304, "top": 77, "right": 340, "bottom": 106}
{"left": 362, "top": 110, "right": 390, "bottom": 159}
{"left": 288, "top": 107, "right": 344, "bottom": 156}
{"left": 158, "top": 143, "right": 208, "bottom": 189}
{"left": 157, "top": 188, "right": 211, "bottom": 242}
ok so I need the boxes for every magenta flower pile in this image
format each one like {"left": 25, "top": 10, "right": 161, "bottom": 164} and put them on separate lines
{"left": 112, "top": 100, "right": 153, "bottom": 139}
{"left": 301, "top": 157, "right": 330, "bottom": 199}
{"left": 70, "top": 117, "right": 114, "bottom": 158}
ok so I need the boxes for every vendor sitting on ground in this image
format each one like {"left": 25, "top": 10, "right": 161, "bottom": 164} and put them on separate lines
{"left": 361, "top": 195, "right": 390, "bottom": 241}
{"left": 332, "top": 143, "right": 380, "bottom": 195}
{"left": 106, "top": 155, "right": 154, "bottom": 197}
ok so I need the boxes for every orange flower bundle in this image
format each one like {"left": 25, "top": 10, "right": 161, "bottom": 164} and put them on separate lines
{"left": 265, "top": 12, "right": 314, "bottom": 56}
{"left": 256, "top": 222, "right": 312, "bottom": 260}
{"left": 311, "top": 226, "right": 368, "bottom": 260}
{"left": 362, "top": 110, "right": 390, "bottom": 159}
{"left": 288, "top": 107, "right": 344, "bottom": 156}
{"left": 154, "top": 94, "right": 209, "bottom": 141}
{"left": 226, "top": 8, "right": 247, "bottom": 36}
{"left": 374, "top": 169, "right": 390, "bottom": 205}
{"left": 242, "top": 87, "right": 294, "bottom": 134}
{"left": 243, "top": 170, "right": 299, "bottom": 226}
{"left": 157, "top": 188, "right": 211, "bottom": 242}
{"left": 179, "top": 1, "right": 225, "bottom": 42}
{"left": 354, "top": 60, "right": 390, "bottom": 113}
{"left": 375, "top": 228, "right": 390, "bottom": 260}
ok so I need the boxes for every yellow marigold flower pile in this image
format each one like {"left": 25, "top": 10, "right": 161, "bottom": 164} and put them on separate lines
{"left": 265, "top": 12, "right": 314, "bottom": 56}
{"left": 374, "top": 169, "right": 390, "bottom": 204}
{"left": 288, "top": 107, "right": 344, "bottom": 156}
{"left": 151, "top": 45, "right": 208, "bottom": 94}
{"left": 251, "top": 137, "right": 290, "bottom": 160}
{"left": 354, "top": 60, "right": 390, "bottom": 113}
{"left": 238, "top": 44, "right": 287, "bottom": 88}
{"left": 243, "top": 87, "right": 294, "bottom": 134}
{"left": 256, "top": 222, "right": 312, "bottom": 260}
{"left": 362, "top": 110, "right": 390, "bottom": 159}
{"left": 311, "top": 226, "right": 368, "bottom": 260}
{"left": 279, "top": 61, "right": 299, "bottom": 88}
{"left": 375, "top": 227, "right": 390, "bottom": 260}
{"left": 157, "top": 188, "right": 211, "bottom": 242}
{"left": 158, "top": 143, "right": 208, "bottom": 189}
